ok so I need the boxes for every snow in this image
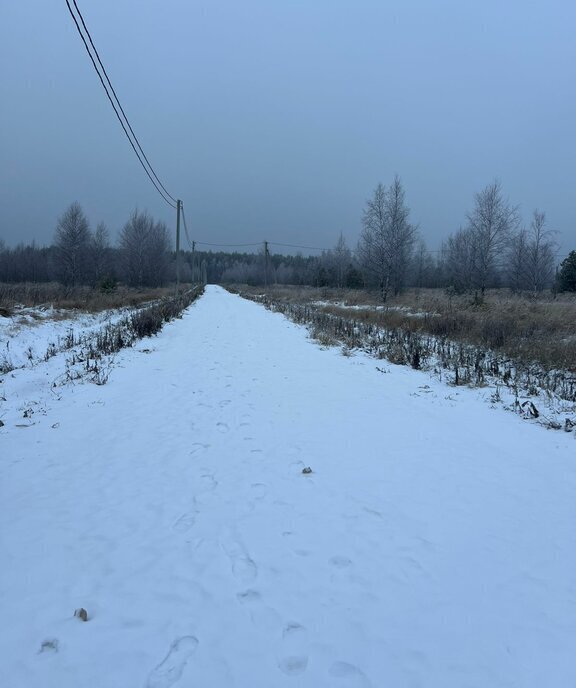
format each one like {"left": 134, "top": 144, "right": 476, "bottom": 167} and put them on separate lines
{"left": 0, "top": 305, "right": 131, "bottom": 370}
{"left": 310, "top": 300, "right": 435, "bottom": 317}
{"left": 1, "top": 285, "right": 576, "bottom": 687}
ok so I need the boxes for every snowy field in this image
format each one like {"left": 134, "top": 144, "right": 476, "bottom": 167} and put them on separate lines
{"left": 1, "top": 285, "right": 576, "bottom": 687}
{"left": 0, "top": 304, "right": 131, "bottom": 371}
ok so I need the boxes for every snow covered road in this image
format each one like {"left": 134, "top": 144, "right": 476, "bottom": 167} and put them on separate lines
{"left": 2, "top": 285, "right": 576, "bottom": 687}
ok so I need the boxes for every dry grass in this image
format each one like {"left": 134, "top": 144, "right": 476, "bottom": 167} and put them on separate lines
{"left": 0, "top": 282, "right": 192, "bottom": 314}
{"left": 228, "top": 284, "right": 576, "bottom": 372}
{"left": 4, "top": 286, "right": 205, "bottom": 382}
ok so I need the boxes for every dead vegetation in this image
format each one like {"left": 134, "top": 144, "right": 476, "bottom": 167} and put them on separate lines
{"left": 1, "top": 287, "right": 203, "bottom": 381}
{"left": 0, "top": 282, "right": 187, "bottom": 315}
{"left": 229, "top": 284, "right": 576, "bottom": 373}
{"left": 228, "top": 285, "right": 576, "bottom": 403}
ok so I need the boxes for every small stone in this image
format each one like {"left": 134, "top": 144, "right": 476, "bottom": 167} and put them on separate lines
{"left": 0, "top": 420, "right": 4, "bottom": 427}
{"left": 74, "top": 607, "right": 88, "bottom": 622}
{"left": 302, "top": 467, "right": 313, "bottom": 474}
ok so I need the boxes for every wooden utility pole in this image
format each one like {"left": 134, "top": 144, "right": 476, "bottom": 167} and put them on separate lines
{"left": 192, "top": 240, "right": 196, "bottom": 284}
{"left": 175, "top": 199, "right": 182, "bottom": 292}
{"left": 264, "top": 240, "right": 269, "bottom": 288}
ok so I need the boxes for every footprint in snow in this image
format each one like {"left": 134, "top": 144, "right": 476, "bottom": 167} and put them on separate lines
{"left": 237, "top": 589, "right": 281, "bottom": 631}
{"left": 221, "top": 530, "right": 257, "bottom": 583}
{"left": 328, "top": 661, "right": 372, "bottom": 687}
{"left": 193, "top": 473, "right": 218, "bottom": 507}
{"left": 246, "top": 483, "right": 267, "bottom": 512}
{"left": 277, "top": 623, "right": 309, "bottom": 676}
{"left": 146, "top": 636, "right": 198, "bottom": 688}
{"left": 362, "top": 507, "right": 383, "bottom": 519}
{"left": 216, "top": 422, "right": 229, "bottom": 434}
{"left": 330, "top": 556, "right": 353, "bottom": 569}
{"left": 172, "top": 513, "right": 196, "bottom": 533}
{"left": 189, "top": 443, "right": 210, "bottom": 455}
{"left": 199, "top": 472, "right": 217, "bottom": 491}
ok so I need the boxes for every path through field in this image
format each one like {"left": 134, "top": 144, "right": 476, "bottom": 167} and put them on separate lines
{"left": 2, "top": 286, "right": 576, "bottom": 687}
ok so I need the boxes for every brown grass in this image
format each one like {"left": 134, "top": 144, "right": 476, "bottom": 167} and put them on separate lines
{"left": 227, "top": 284, "right": 576, "bottom": 372}
{"left": 0, "top": 282, "right": 192, "bottom": 314}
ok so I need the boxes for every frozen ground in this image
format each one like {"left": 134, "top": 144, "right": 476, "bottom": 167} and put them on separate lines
{"left": 0, "top": 305, "right": 131, "bottom": 370}
{"left": 1, "top": 285, "right": 576, "bottom": 687}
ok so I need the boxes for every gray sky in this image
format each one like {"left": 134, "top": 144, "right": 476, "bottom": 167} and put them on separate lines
{"left": 1, "top": 0, "right": 575, "bottom": 257}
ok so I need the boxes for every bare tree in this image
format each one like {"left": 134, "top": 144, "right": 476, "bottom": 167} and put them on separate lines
{"left": 466, "top": 180, "right": 519, "bottom": 295}
{"left": 147, "top": 220, "right": 171, "bottom": 286}
{"left": 0, "top": 239, "right": 7, "bottom": 282}
{"left": 358, "top": 176, "right": 417, "bottom": 300}
{"left": 120, "top": 210, "right": 171, "bottom": 287}
{"left": 442, "top": 228, "right": 476, "bottom": 293}
{"left": 54, "top": 202, "right": 91, "bottom": 286}
{"left": 507, "top": 210, "right": 555, "bottom": 293}
{"left": 507, "top": 228, "right": 528, "bottom": 292}
{"left": 331, "top": 233, "right": 352, "bottom": 288}
{"left": 88, "top": 222, "right": 112, "bottom": 286}
{"left": 320, "top": 233, "right": 352, "bottom": 288}
{"left": 411, "top": 239, "right": 435, "bottom": 288}
{"left": 525, "top": 210, "right": 556, "bottom": 293}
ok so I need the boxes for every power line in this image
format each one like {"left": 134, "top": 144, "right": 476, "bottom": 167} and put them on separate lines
{"left": 64, "top": 0, "right": 177, "bottom": 209}
{"left": 71, "top": 0, "right": 178, "bottom": 205}
{"left": 194, "top": 241, "right": 263, "bottom": 248}
{"left": 188, "top": 240, "right": 334, "bottom": 253}
{"left": 269, "top": 241, "right": 331, "bottom": 251}
{"left": 180, "top": 203, "right": 194, "bottom": 249}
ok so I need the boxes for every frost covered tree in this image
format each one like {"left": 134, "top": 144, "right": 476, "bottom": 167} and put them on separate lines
{"left": 442, "top": 228, "right": 476, "bottom": 293}
{"left": 507, "top": 229, "right": 528, "bottom": 292}
{"left": 357, "top": 176, "right": 418, "bottom": 300}
{"left": 524, "top": 210, "right": 556, "bottom": 293}
{"left": 330, "top": 233, "right": 352, "bottom": 288}
{"left": 466, "top": 180, "right": 519, "bottom": 295}
{"left": 320, "top": 234, "right": 353, "bottom": 288}
{"left": 411, "top": 239, "right": 436, "bottom": 288}
{"left": 54, "top": 202, "right": 91, "bottom": 286}
{"left": 507, "top": 211, "right": 555, "bottom": 293}
{"left": 88, "top": 222, "right": 112, "bottom": 286}
{"left": 120, "top": 210, "right": 171, "bottom": 287}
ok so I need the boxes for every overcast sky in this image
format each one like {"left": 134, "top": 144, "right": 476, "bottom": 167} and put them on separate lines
{"left": 1, "top": 0, "right": 575, "bottom": 257}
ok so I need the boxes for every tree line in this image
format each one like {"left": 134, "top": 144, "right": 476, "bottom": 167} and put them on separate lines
{"left": 0, "top": 203, "right": 173, "bottom": 289}
{"left": 1, "top": 181, "right": 575, "bottom": 294}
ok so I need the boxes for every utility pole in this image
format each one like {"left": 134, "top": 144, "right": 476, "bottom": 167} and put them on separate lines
{"left": 264, "top": 240, "right": 269, "bottom": 288}
{"left": 175, "top": 199, "right": 181, "bottom": 293}
{"left": 192, "top": 240, "right": 196, "bottom": 284}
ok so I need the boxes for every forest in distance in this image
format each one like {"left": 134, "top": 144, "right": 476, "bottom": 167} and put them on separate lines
{"left": 1, "top": 177, "right": 575, "bottom": 297}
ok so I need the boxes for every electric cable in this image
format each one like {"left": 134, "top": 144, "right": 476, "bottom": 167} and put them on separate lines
{"left": 269, "top": 241, "right": 331, "bottom": 251}
{"left": 64, "top": 0, "right": 177, "bottom": 209}
{"left": 181, "top": 204, "right": 194, "bottom": 249}
{"left": 194, "top": 241, "right": 262, "bottom": 248}
{"left": 70, "top": 0, "right": 177, "bottom": 205}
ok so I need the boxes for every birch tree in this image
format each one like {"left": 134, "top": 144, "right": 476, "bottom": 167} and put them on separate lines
{"left": 88, "top": 222, "right": 112, "bottom": 286}
{"left": 525, "top": 210, "right": 555, "bottom": 293}
{"left": 120, "top": 210, "right": 171, "bottom": 287}
{"left": 54, "top": 202, "right": 91, "bottom": 286}
{"left": 466, "top": 180, "right": 519, "bottom": 295}
{"left": 358, "top": 176, "right": 417, "bottom": 300}
{"left": 442, "top": 228, "right": 476, "bottom": 293}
